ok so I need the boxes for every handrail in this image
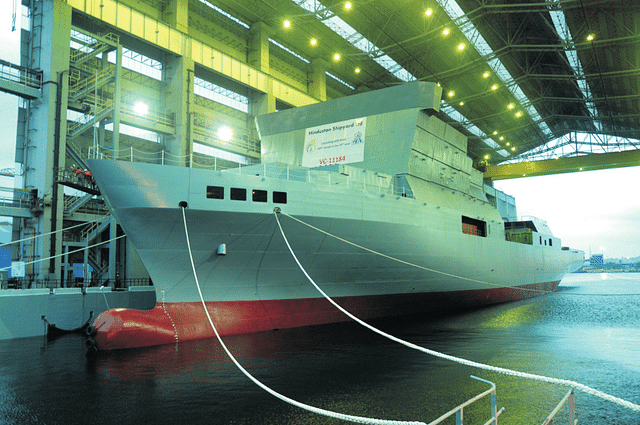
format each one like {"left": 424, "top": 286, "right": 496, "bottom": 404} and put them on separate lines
{"left": 541, "top": 388, "right": 577, "bottom": 425}
{"left": 428, "top": 376, "right": 504, "bottom": 425}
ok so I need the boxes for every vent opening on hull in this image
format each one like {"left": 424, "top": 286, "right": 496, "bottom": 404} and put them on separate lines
{"left": 462, "top": 216, "right": 487, "bottom": 237}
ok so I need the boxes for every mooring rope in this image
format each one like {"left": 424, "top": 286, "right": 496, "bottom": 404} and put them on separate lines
{"left": 0, "top": 216, "right": 109, "bottom": 248}
{"left": 279, "top": 212, "right": 639, "bottom": 297}
{"left": 180, "top": 206, "right": 426, "bottom": 425}
{"left": 273, "top": 211, "right": 640, "bottom": 413}
{"left": 0, "top": 234, "right": 126, "bottom": 272}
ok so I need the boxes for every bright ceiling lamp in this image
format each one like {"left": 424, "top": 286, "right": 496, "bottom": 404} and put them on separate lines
{"left": 344, "top": 1, "right": 352, "bottom": 10}
{"left": 587, "top": 34, "right": 594, "bottom": 41}
{"left": 133, "top": 101, "right": 148, "bottom": 116}
{"left": 218, "top": 126, "right": 233, "bottom": 142}
{"left": 447, "top": 90, "right": 455, "bottom": 97}
{"left": 442, "top": 28, "right": 450, "bottom": 36}
{"left": 425, "top": 8, "right": 433, "bottom": 16}
{"left": 457, "top": 43, "right": 465, "bottom": 51}
{"left": 283, "top": 20, "right": 291, "bottom": 28}
{"left": 310, "top": 38, "right": 317, "bottom": 46}
{"left": 333, "top": 53, "right": 341, "bottom": 61}
{"left": 354, "top": 67, "right": 361, "bottom": 73}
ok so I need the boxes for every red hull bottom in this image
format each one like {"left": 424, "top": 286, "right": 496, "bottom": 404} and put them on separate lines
{"left": 90, "top": 282, "right": 559, "bottom": 350}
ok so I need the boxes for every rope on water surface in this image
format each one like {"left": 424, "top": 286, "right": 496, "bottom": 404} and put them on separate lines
{"left": 273, "top": 211, "right": 640, "bottom": 413}
{"left": 181, "top": 206, "right": 426, "bottom": 425}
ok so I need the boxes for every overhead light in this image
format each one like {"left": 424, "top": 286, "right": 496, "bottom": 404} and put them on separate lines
{"left": 310, "top": 38, "right": 317, "bottom": 46}
{"left": 493, "top": 130, "right": 498, "bottom": 135}
{"left": 499, "top": 136, "right": 504, "bottom": 141}
{"left": 511, "top": 147, "right": 516, "bottom": 151}
{"left": 484, "top": 154, "right": 490, "bottom": 160}
{"left": 425, "top": 8, "right": 433, "bottom": 16}
{"left": 355, "top": 67, "right": 361, "bottom": 74}
{"left": 333, "top": 53, "right": 341, "bottom": 61}
{"left": 218, "top": 126, "right": 233, "bottom": 142}
{"left": 507, "top": 103, "right": 515, "bottom": 110}
{"left": 457, "top": 43, "right": 465, "bottom": 51}
{"left": 447, "top": 90, "right": 455, "bottom": 98}
{"left": 491, "top": 84, "right": 498, "bottom": 91}
{"left": 459, "top": 101, "right": 464, "bottom": 106}
{"left": 506, "top": 142, "right": 510, "bottom": 146}
{"left": 133, "top": 101, "right": 148, "bottom": 116}
{"left": 483, "top": 71, "right": 490, "bottom": 79}
{"left": 442, "top": 28, "right": 450, "bottom": 36}
{"left": 515, "top": 111, "right": 522, "bottom": 118}
{"left": 283, "top": 20, "right": 291, "bottom": 28}
{"left": 345, "top": 1, "right": 352, "bottom": 10}
{"left": 587, "top": 34, "right": 594, "bottom": 41}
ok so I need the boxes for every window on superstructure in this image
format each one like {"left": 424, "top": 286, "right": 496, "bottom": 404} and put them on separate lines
{"left": 252, "top": 189, "right": 267, "bottom": 202}
{"left": 461, "top": 216, "right": 487, "bottom": 237}
{"left": 230, "top": 188, "right": 246, "bottom": 201}
{"left": 273, "top": 191, "right": 287, "bottom": 204}
{"left": 206, "top": 186, "right": 224, "bottom": 199}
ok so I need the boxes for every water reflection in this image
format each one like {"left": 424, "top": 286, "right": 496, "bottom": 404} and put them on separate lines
{"left": 0, "top": 274, "right": 638, "bottom": 424}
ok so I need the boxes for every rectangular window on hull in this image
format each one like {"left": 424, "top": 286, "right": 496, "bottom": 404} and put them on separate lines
{"left": 252, "top": 189, "right": 267, "bottom": 202}
{"left": 273, "top": 191, "right": 287, "bottom": 204}
{"left": 461, "top": 216, "right": 487, "bottom": 237}
{"left": 206, "top": 186, "right": 224, "bottom": 199}
{"left": 231, "top": 188, "right": 247, "bottom": 201}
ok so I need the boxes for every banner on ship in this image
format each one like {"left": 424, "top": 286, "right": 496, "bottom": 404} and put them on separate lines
{"left": 302, "top": 117, "right": 366, "bottom": 167}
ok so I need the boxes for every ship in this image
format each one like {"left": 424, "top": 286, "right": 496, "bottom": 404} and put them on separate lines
{"left": 86, "top": 81, "right": 584, "bottom": 350}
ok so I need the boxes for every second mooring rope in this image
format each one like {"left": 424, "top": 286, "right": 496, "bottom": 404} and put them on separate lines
{"left": 181, "top": 206, "right": 427, "bottom": 425}
{"left": 273, "top": 211, "right": 640, "bottom": 413}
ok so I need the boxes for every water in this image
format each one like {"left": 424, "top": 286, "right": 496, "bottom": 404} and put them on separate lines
{"left": 1, "top": 273, "right": 639, "bottom": 424}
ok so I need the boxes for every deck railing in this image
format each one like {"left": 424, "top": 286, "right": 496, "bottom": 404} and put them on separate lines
{"left": 428, "top": 376, "right": 504, "bottom": 425}
{"left": 541, "top": 388, "right": 577, "bottom": 425}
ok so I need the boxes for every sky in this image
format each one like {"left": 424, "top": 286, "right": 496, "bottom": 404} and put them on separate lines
{"left": 494, "top": 167, "right": 640, "bottom": 260}
{"left": 0, "top": 2, "right": 639, "bottom": 258}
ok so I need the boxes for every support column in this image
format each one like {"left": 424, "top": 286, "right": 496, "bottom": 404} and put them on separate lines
{"left": 249, "top": 22, "right": 272, "bottom": 74}
{"left": 251, "top": 88, "right": 276, "bottom": 116}
{"left": 22, "top": 0, "right": 71, "bottom": 282}
{"left": 107, "top": 216, "right": 117, "bottom": 285}
{"left": 166, "top": 0, "right": 189, "bottom": 33}
{"left": 309, "top": 58, "right": 327, "bottom": 101}
{"left": 164, "top": 55, "right": 195, "bottom": 167}
{"left": 111, "top": 44, "right": 123, "bottom": 158}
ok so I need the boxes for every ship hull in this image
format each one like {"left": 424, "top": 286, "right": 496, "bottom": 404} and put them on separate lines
{"left": 91, "top": 280, "right": 560, "bottom": 350}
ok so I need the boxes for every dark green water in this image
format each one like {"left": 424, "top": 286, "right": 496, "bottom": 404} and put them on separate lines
{"left": 1, "top": 273, "right": 639, "bottom": 424}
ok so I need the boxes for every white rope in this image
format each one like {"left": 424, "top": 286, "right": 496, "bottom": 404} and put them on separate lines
{"left": 180, "top": 207, "right": 426, "bottom": 425}
{"left": 0, "top": 234, "right": 126, "bottom": 272}
{"left": 0, "top": 216, "right": 109, "bottom": 248}
{"left": 279, "top": 212, "right": 554, "bottom": 294}
{"left": 273, "top": 211, "right": 640, "bottom": 413}
{"left": 280, "top": 212, "right": 637, "bottom": 297}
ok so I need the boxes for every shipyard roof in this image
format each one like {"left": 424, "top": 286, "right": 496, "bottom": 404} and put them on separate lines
{"left": 206, "top": 0, "right": 639, "bottom": 165}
